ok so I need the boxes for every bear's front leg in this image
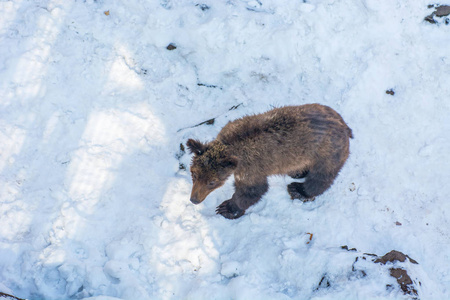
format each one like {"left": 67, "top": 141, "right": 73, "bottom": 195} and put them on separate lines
{"left": 216, "top": 178, "right": 269, "bottom": 219}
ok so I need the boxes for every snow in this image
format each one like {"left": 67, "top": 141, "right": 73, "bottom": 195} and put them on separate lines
{"left": 0, "top": 0, "right": 449, "bottom": 299}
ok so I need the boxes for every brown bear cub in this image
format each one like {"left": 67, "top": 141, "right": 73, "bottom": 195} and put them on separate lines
{"left": 187, "top": 104, "right": 353, "bottom": 219}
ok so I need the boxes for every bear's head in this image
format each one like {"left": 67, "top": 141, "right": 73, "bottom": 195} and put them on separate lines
{"left": 187, "top": 139, "right": 238, "bottom": 204}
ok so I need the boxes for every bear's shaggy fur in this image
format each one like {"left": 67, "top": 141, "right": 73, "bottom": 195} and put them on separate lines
{"left": 187, "top": 104, "right": 353, "bottom": 219}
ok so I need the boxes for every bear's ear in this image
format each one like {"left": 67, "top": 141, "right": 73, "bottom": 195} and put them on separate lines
{"left": 220, "top": 156, "right": 238, "bottom": 170}
{"left": 186, "top": 139, "right": 208, "bottom": 156}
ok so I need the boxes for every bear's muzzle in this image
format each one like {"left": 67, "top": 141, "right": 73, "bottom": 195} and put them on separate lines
{"left": 190, "top": 197, "right": 201, "bottom": 204}
{"left": 190, "top": 183, "right": 211, "bottom": 205}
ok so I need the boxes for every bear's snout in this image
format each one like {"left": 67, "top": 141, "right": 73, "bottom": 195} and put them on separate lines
{"left": 190, "top": 183, "right": 210, "bottom": 205}
{"left": 190, "top": 197, "right": 201, "bottom": 205}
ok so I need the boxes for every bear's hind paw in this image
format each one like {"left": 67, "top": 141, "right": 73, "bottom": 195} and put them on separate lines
{"left": 216, "top": 200, "right": 245, "bottom": 219}
{"left": 287, "top": 182, "right": 315, "bottom": 202}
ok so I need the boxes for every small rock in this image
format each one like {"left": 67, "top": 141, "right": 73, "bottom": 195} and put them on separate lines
{"left": 435, "top": 5, "right": 450, "bottom": 17}
{"left": 166, "top": 43, "right": 177, "bottom": 50}
{"left": 386, "top": 89, "right": 395, "bottom": 95}
{"left": 395, "top": 221, "right": 402, "bottom": 226}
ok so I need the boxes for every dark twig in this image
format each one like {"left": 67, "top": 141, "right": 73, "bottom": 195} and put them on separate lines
{"left": 0, "top": 292, "right": 27, "bottom": 300}
{"left": 177, "top": 103, "right": 243, "bottom": 132}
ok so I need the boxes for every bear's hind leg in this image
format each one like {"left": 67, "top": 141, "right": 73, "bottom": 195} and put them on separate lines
{"left": 216, "top": 179, "right": 268, "bottom": 219}
{"left": 300, "top": 170, "right": 336, "bottom": 198}
{"left": 287, "top": 169, "right": 310, "bottom": 200}
{"left": 287, "top": 182, "right": 309, "bottom": 200}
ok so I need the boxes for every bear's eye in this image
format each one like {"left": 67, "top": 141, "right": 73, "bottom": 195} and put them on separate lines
{"left": 192, "top": 173, "right": 198, "bottom": 181}
{"left": 207, "top": 181, "right": 216, "bottom": 187}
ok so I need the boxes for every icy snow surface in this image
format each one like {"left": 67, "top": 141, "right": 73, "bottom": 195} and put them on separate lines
{"left": 1, "top": 0, "right": 450, "bottom": 299}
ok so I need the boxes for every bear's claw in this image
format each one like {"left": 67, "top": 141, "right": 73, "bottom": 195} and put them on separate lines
{"left": 216, "top": 200, "right": 245, "bottom": 219}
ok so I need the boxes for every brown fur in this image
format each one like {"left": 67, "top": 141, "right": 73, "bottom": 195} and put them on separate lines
{"left": 187, "top": 104, "right": 353, "bottom": 219}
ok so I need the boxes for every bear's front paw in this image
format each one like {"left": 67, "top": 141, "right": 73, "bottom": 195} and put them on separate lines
{"left": 216, "top": 200, "right": 245, "bottom": 219}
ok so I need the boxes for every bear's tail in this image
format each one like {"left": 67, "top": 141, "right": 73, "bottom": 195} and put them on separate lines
{"left": 347, "top": 126, "right": 354, "bottom": 139}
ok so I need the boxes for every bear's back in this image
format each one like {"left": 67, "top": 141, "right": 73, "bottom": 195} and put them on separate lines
{"left": 217, "top": 104, "right": 351, "bottom": 146}
{"left": 216, "top": 104, "right": 352, "bottom": 177}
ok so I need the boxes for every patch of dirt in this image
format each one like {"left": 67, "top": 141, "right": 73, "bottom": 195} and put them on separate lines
{"left": 333, "top": 248, "right": 420, "bottom": 298}
{"left": 425, "top": 5, "right": 450, "bottom": 24}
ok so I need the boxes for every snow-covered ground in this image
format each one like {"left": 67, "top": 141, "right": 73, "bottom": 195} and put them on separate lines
{"left": 1, "top": 0, "right": 449, "bottom": 299}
